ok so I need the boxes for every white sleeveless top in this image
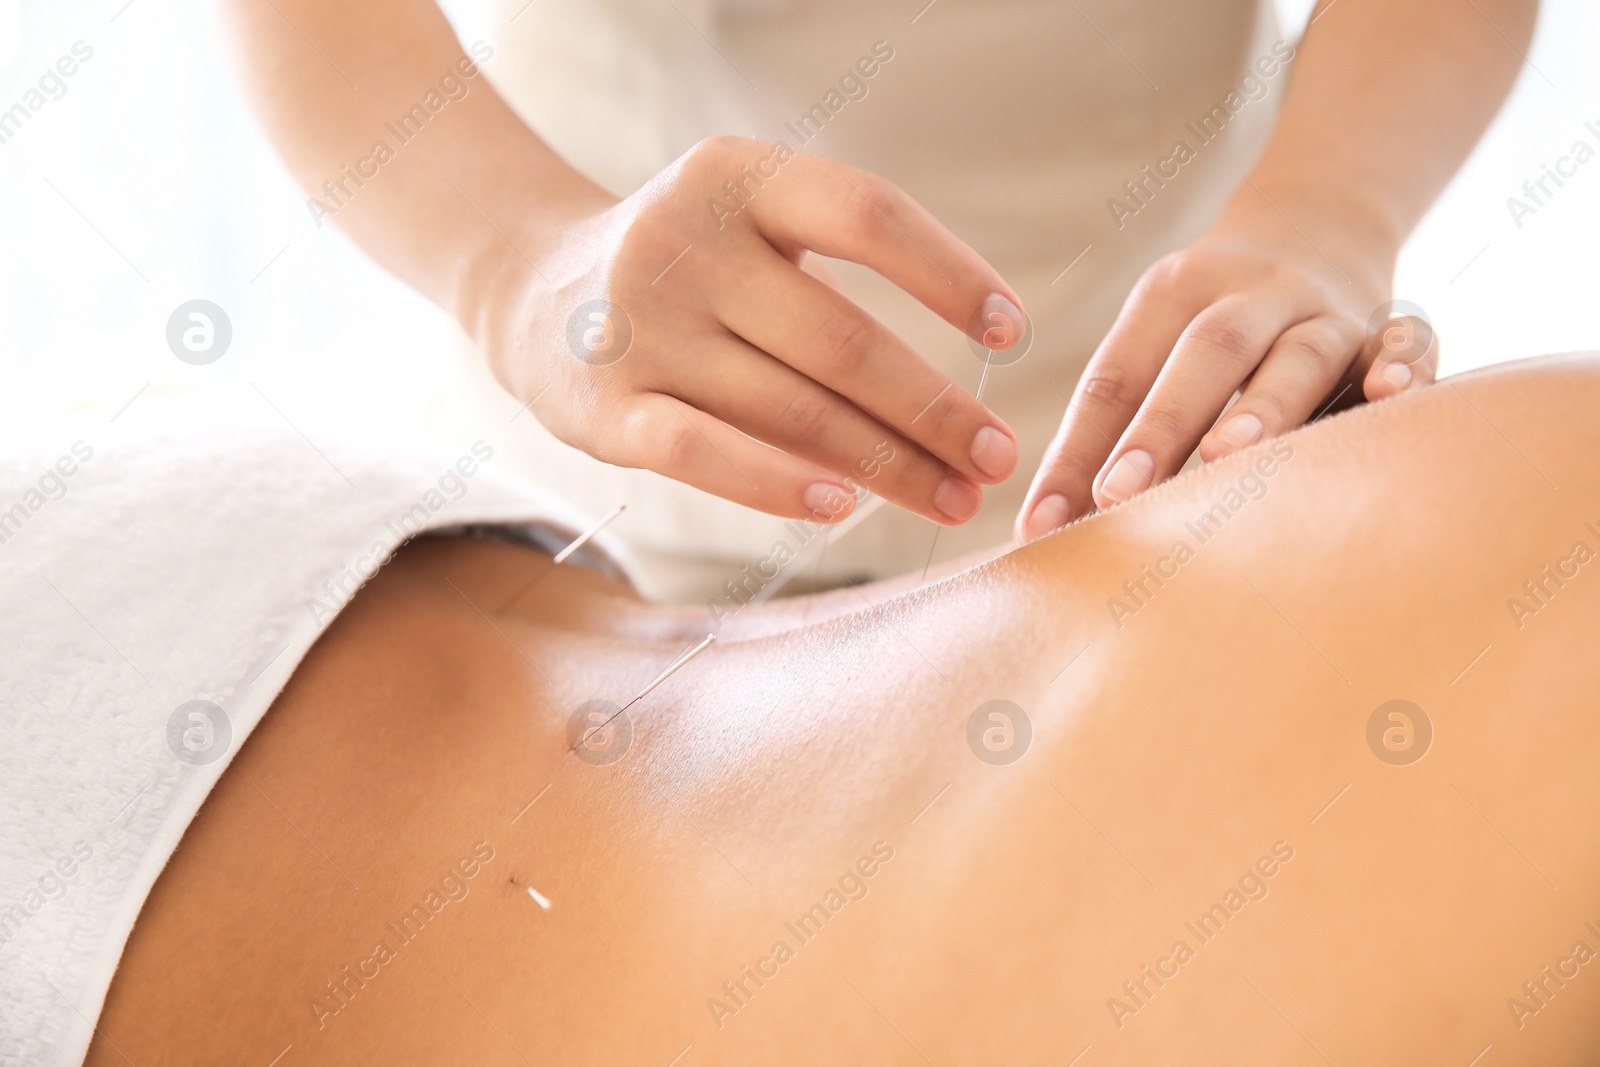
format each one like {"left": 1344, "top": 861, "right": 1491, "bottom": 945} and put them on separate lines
{"left": 484, "top": 0, "right": 1288, "bottom": 598}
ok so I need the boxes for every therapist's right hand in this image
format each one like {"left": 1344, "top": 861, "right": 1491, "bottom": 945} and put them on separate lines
{"left": 479, "top": 136, "right": 1025, "bottom": 525}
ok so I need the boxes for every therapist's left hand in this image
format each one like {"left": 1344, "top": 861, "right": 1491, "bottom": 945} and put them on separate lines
{"left": 1015, "top": 199, "right": 1437, "bottom": 541}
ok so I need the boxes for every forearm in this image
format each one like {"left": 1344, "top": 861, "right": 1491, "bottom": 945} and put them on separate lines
{"left": 217, "top": 0, "right": 611, "bottom": 336}
{"left": 1227, "top": 0, "right": 1537, "bottom": 264}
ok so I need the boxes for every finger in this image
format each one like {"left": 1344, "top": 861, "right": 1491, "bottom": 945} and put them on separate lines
{"left": 744, "top": 152, "right": 1027, "bottom": 353}
{"left": 1093, "top": 290, "right": 1309, "bottom": 510}
{"left": 1014, "top": 271, "right": 1207, "bottom": 542}
{"left": 1199, "top": 316, "right": 1362, "bottom": 462}
{"left": 715, "top": 246, "right": 1018, "bottom": 485}
{"left": 610, "top": 393, "right": 861, "bottom": 522}
{"left": 675, "top": 334, "right": 985, "bottom": 526}
{"left": 1362, "top": 314, "right": 1440, "bottom": 402}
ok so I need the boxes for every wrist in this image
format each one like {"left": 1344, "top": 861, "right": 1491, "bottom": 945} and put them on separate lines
{"left": 1212, "top": 169, "right": 1403, "bottom": 285}
{"left": 451, "top": 167, "right": 617, "bottom": 387}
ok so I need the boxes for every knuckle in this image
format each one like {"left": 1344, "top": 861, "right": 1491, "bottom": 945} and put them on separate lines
{"left": 686, "top": 134, "right": 746, "bottom": 168}
{"left": 818, "top": 310, "right": 876, "bottom": 374}
{"left": 654, "top": 417, "right": 702, "bottom": 472}
{"left": 607, "top": 405, "right": 654, "bottom": 467}
{"left": 913, "top": 391, "right": 961, "bottom": 438}
{"left": 842, "top": 187, "right": 883, "bottom": 233}
{"left": 1185, "top": 314, "right": 1257, "bottom": 366}
{"left": 776, "top": 389, "right": 834, "bottom": 441}
{"left": 1262, "top": 260, "right": 1305, "bottom": 291}
{"left": 863, "top": 174, "right": 907, "bottom": 219}
{"left": 619, "top": 208, "right": 690, "bottom": 269}
{"left": 1142, "top": 252, "right": 1193, "bottom": 294}
{"left": 1131, "top": 401, "right": 1189, "bottom": 443}
{"left": 1287, "top": 320, "right": 1351, "bottom": 374}
{"left": 1076, "top": 373, "right": 1132, "bottom": 411}
{"left": 881, "top": 450, "right": 941, "bottom": 500}
{"left": 621, "top": 405, "right": 698, "bottom": 472}
{"left": 841, "top": 173, "right": 898, "bottom": 232}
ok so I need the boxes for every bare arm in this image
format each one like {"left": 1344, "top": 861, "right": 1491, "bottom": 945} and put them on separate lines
{"left": 216, "top": 0, "right": 606, "bottom": 335}
{"left": 1237, "top": 0, "right": 1537, "bottom": 262}
{"left": 1020, "top": 0, "right": 1539, "bottom": 539}
{"left": 219, "top": 0, "right": 1027, "bottom": 527}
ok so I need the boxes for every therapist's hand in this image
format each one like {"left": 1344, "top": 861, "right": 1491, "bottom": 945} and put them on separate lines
{"left": 1015, "top": 196, "right": 1438, "bottom": 541}
{"left": 481, "top": 135, "right": 1025, "bottom": 526}
{"left": 1010, "top": 0, "right": 1536, "bottom": 543}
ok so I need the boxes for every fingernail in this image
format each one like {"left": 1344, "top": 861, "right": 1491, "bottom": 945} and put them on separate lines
{"left": 975, "top": 294, "right": 1025, "bottom": 349}
{"left": 1214, "top": 412, "right": 1264, "bottom": 451}
{"left": 1381, "top": 360, "right": 1413, "bottom": 389}
{"left": 969, "top": 425, "right": 1017, "bottom": 479}
{"left": 804, "top": 482, "right": 854, "bottom": 521}
{"left": 1100, "top": 449, "right": 1154, "bottom": 504}
{"left": 1022, "top": 492, "right": 1071, "bottom": 542}
{"left": 934, "top": 475, "right": 981, "bottom": 522}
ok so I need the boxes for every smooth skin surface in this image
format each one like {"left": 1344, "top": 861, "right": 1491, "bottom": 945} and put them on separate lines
{"left": 95, "top": 355, "right": 1600, "bottom": 1065}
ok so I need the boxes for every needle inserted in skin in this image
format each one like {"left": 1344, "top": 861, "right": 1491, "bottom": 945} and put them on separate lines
{"left": 493, "top": 503, "right": 627, "bottom": 613}
{"left": 572, "top": 633, "right": 718, "bottom": 751}
{"left": 631, "top": 632, "right": 717, "bottom": 705}
{"left": 553, "top": 503, "right": 626, "bottom": 564}
{"left": 749, "top": 493, "right": 884, "bottom": 604}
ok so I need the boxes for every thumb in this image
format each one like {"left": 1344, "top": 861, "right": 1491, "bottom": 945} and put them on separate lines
{"left": 1363, "top": 313, "right": 1439, "bottom": 401}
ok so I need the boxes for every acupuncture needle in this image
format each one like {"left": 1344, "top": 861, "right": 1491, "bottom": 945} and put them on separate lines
{"left": 553, "top": 503, "right": 626, "bottom": 564}
{"left": 976, "top": 351, "right": 996, "bottom": 401}
{"left": 492, "top": 503, "right": 627, "bottom": 613}
{"left": 571, "top": 633, "right": 718, "bottom": 751}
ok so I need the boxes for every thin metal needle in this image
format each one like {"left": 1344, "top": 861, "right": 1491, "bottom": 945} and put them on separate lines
{"left": 553, "top": 503, "right": 626, "bottom": 564}
{"left": 631, "top": 632, "right": 717, "bottom": 706}
{"left": 572, "top": 633, "right": 718, "bottom": 751}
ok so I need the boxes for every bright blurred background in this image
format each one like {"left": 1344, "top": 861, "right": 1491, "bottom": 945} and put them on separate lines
{"left": 0, "top": 0, "right": 1594, "bottom": 549}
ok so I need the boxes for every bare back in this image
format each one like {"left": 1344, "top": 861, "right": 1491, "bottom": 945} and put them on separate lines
{"left": 95, "top": 355, "right": 1600, "bottom": 1066}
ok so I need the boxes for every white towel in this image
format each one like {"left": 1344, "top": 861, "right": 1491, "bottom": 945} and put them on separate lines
{"left": 0, "top": 394, "right": 637, "bottom": 1066}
